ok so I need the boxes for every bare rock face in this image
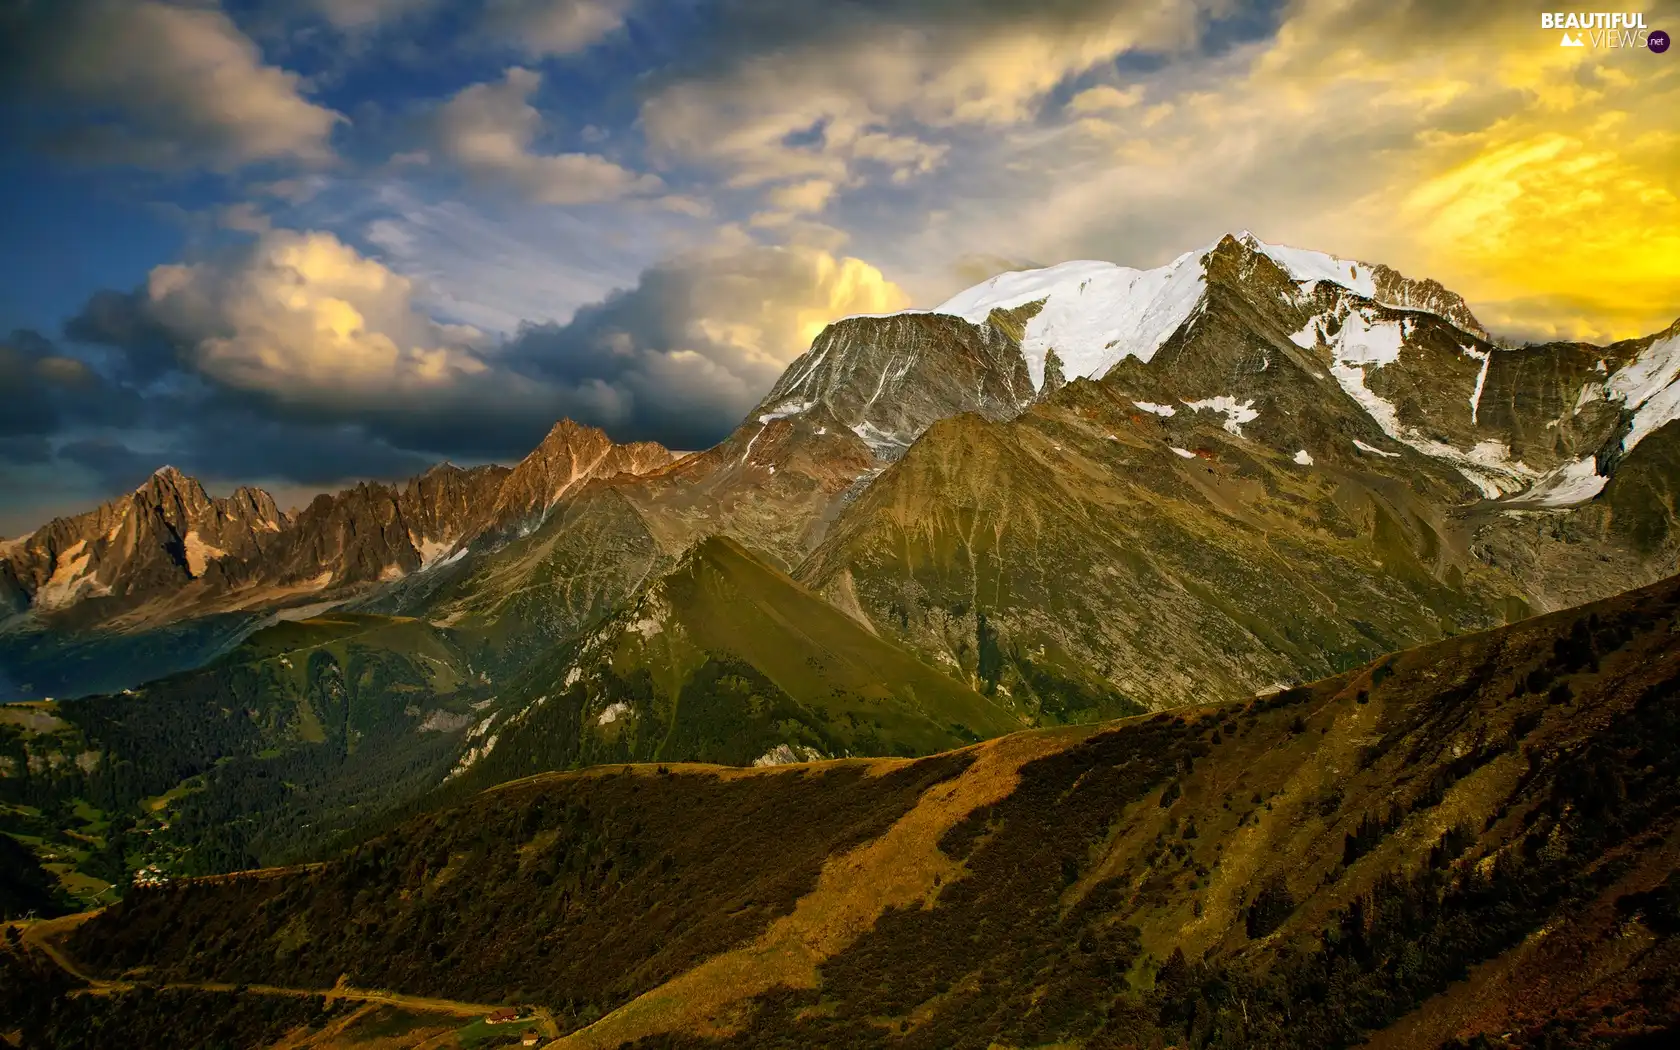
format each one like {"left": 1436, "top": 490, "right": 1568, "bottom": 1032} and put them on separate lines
{"left": 610, "top": 306, "right": 1045, "bottom": 565}
{"left": 754, "top": 311, "right": 1036, "bottom": 459}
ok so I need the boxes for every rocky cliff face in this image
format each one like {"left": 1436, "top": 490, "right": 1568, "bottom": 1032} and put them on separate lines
{"left": 471, "top": 420, "right": 675, "bottom": 540}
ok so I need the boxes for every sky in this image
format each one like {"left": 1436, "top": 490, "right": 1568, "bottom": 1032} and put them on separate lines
{"left": 1, "top": 0, "right": 1677, "bottom": 535}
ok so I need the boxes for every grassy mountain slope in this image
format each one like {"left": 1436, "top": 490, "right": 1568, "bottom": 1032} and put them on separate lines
{"left": 798, "top": 369, "right": 1527, "bottom": 717}
{"left": 42, "top": 571, "right": 1680, "bottom": 1048}
{"left": 459, "top": 535, "right": 1026, "bottom": 780}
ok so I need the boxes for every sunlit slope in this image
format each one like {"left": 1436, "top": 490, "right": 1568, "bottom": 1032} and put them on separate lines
{"left": 462, "top": 534, "right": 1026, "bottom": 776}
{"left": 798, "top": 374, "right": 1525, "bottom": 717}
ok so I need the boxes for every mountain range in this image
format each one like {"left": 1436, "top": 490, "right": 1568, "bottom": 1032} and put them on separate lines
{"left": 7, "top": 233, "right": 1676, "bottom": 702}
{"left": 2, "top": 231, "right": 1678, "bottom": 908}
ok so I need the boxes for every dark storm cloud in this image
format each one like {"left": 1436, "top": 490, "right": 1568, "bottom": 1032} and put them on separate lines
{"left": 0, "top": 329, "right": 143, "bottom": 438}
{"left": 64, "top": 290, "right": 187, "bottom": 382}
{"left": 0, "top": 0, "right": 340, "bottom": 171}
{"left": 55, "top": 437, "right": 160, "bottom": 491}
{"left": 180, "top": 415, "right": 438, "bottom": 485}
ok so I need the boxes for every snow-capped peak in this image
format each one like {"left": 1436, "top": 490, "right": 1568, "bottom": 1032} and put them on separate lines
{"left": 1233, "top": 231, "right": 1378, "bottom": 299}
{"left": 847, "top": 232, "right": 1394, "bottom": 393}
{"left": 931, "top": 249, "right": 1207, "bottom": 391}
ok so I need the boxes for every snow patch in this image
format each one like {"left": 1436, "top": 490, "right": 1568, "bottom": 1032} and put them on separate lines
{"left": 1133, "top": 401, "right": 1176, "bottom": 417}
{"left": 1170, "top": 447, "right": 1198, "bottom": 459}
{"left": 930, "top": 250, "right": 1208, "bottom": 390}
{"left": 1293, "top": 449, "right": 1314, "bottom": 466}
{"left": 1241, "top": 233, "right": 1378, "bottom": 299}
{"left": 1464, "top": 347, "right": 1491, "bottom": 426}
{"left": 759, "top": 399, "right": 815, "bottom": 424}
{"left": 1182, "top": 396, "right": 1258, "bottom": 437}
{"left": 1353, "top": 439, "right": 1401, "bottom": 458}
{"left": 1605, "top": 333, "right": 1680, "bottom": 453}
{"left": 1502, "top": 456, "right": 1607, "bottom": 508}
{"left": 850, "top": 420, "right": 913, "bottom": 458}
{"left": 596, "top": 701, "right": 632, "bottom": 726}
{"left": 36, "top": 540, "right": 101, "bottom": 610}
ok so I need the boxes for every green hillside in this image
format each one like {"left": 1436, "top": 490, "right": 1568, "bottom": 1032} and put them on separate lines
{"left": 464, "top": 535, "right": 1027, "bottom": 781}
{"left": 0, "top": 613, "right": 491, "bottom": 898}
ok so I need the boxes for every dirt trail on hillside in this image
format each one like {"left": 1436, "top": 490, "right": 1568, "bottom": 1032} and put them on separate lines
{"left": 15, "top": 912, "right": 557, "bottom": 1034}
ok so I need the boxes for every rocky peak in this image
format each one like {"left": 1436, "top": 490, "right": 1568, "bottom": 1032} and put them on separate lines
{"left": 475, "top": 420, "right": 676, "bottom": 537}
{"left": 756, "top": 311, "right": 1036, "bottom": 460}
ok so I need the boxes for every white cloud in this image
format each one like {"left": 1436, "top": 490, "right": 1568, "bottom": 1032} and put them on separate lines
{"left": 1067, "top": 84, "right": 1144, "bottom": 114}
{"left": 767, "top": 179, "right": 839, "bottom": 215}
{"left": 436, "top": 67, "right": 663, "bottom": 204}
{"left": 143, "top": 229, "right": 491, "bottom": 407}
{"left": 496, "top": 238, "right": 912, "bottom": 446}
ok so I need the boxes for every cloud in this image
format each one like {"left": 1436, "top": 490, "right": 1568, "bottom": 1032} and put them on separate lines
{"left": 840, "top": 0, "right": 1677, "bottom": 340}
{"left": 301, "top": 0, "right": 436, "bottom": 31}
{"left": 482, "top": 0, "right": 629, "bottom": 56}
{"left": 1066, "top": 84, "right": 1145, "bottom": 114}
{"left": 138, "top": 229, "right": 494, "bottom": 408}
{"left": 435, "top": 67, "right": 663, "bottom": 204}
{"left": 0, "top": 329, "right": 139, "bottom": 438}
{"left": 55, "top": 437, "right": 161, "bottom": 492}
{"left": 497, "top": 239, "right": 912, "bottom": 448}
{"left": 64, "top": 226, "right": 908, "bottom": 468}
{"left": 639, "top": 0, "right": 1217, "bottom": 188}
{"left": 1, "top": 0, "right": 342, "bottom": 171}
{"left": 767, "top": 179, "right": 839, "bottom": 215}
